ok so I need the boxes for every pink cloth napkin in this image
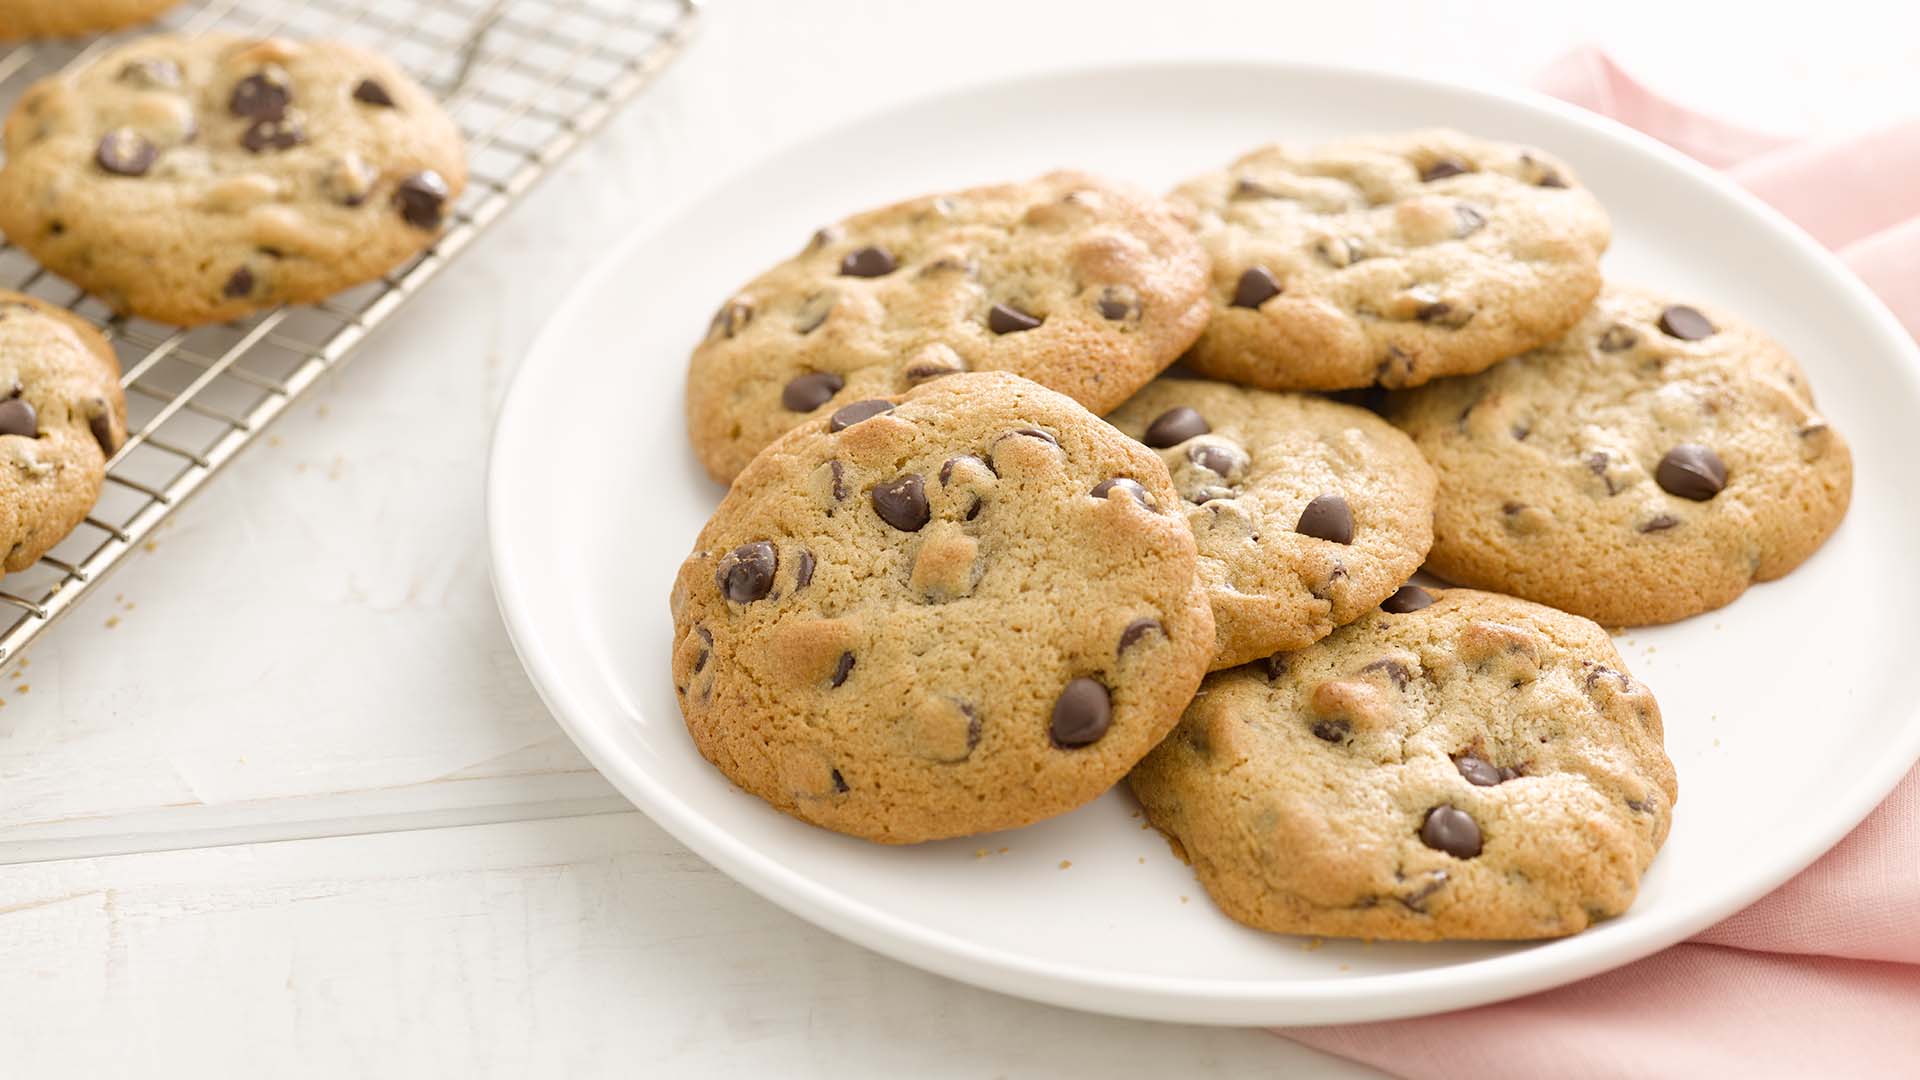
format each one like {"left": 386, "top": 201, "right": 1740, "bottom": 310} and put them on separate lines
{"left": 1284, "top": 49, "right": 1920, "bottom": 1078}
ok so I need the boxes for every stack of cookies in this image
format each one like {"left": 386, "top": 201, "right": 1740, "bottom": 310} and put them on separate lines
{"left": 672, "top": 129, "right": 1852, "bottom": 943}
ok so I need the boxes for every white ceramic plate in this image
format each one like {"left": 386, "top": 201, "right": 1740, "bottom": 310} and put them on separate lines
{"left": 488, "top": 62, "right": 1920, "bottom": 1025}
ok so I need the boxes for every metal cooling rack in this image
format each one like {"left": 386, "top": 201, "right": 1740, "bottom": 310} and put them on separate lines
{"left": 0, "top": 0, "right": 699, "bottom": 663}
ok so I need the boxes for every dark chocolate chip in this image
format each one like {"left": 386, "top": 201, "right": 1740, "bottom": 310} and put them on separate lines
{"left": 1231, "top": 266, "right": 1282, "bottom": 309}
{"left": 1260, "top": 652, "right": 1289, "bottom": 681}
{"left": 1416, "top": 301, "right": 1456, "bottom": 323}
{"left": 839, "top": 246, "right": 896, "bottom": 277}
{"left": 1311, "top": 719, "right": 1351, "bottom": 743}
{"left": 871, "top": 474, "right": 929, "bottom": 532}
{"left": 1189, "top": 443, "right": 1240, "bottom": 476}
{"left": 1050, "top": 678, "right": 1111, "bottom": 748}
{"left": 828, "top": 459, "right": 847, "bottom": 500}
{"left": 1455, "top": 754, "right": 1510, "bottom": 787}
{"left": 829, "top": 399, "right": 893, "bottom": 431}
{"left": 229, "top": 72, "right": 290, "bottom": 120}
{"left": 938, "top": 455, "right": 985, "bottom": 485}
{"left": 95, "top": 129, "right": 156, "bottom": 176}
{"left": 782, "top": 371, "right": 844, "bottom": 412}
{"left": 1656, "top": 444, "right": 1727, "bottom": 501}
{"left": 1380, "top": 585, "right": 1433, "bottom": 613}
{"left": 830, "top": 768, "right": 849, "bottom": 793}
{"left": 88, "top": 409, "right": 118, "bottom": 456}
{"left": 988, "top": 303, "right": 1042, "bottom": 334}
{"left": 1398, "top": 870, "right": 1450, "bottom": 912}
{"left": 1295, "top": 493, "right": 1354, "bottom": 544}
{"left": 1626, "top": 797, "right": 1654, "bottom": 814}
{"left": 692, "top": 626, "right": 712, "bottom": 673}
{"left": 709, "top": 299, "right": 752, "bottom": 338}
{"left": 1362, "top": 658, "right": 1412, "bottom": 689}
{"left": 1639, "top": 514, "right": 1680, "bottom": 533}
{"left": 394, "top": 170, "right": 450, "bottom": 229}
{"left": 1118, "top": 617, "right": 1162, "bottom": 654}
{"left": 1420, "top": 804, "right": 1482, "bottom": 858}
{"left": 1097, "top": 288, "right": 1132, "bottom": 320}
{"left": 1597, "top": 324, "right": 1639, "bottom": 352}
{"left": 1657, "top": 305, "right": 1715, "bottom": 340}
{"left": 1232, "top": 177, "right": 1279, "bottom": 198}
{"left": 240, "top": 116, "right": 303, "bottom": 153}
{"left": 1142, "top": 406, "right": 1208, "bottom": 448}
{"left": 1420, "top": 157, "right": 1469, "bottom": 181}
{"left": 715, "top": 541, "right": 777, "bottom": 603}
{"left": 222, "top": 266, "right": 254, "bottom": 299}
{"left": 352, "top": 78, "right": 395, "bottom": 107}
{"left": 793, "top": 549, "right": 815, "bottom": 590}
{"left": 1004, "top": 427, "right": 1057, "bottom": 446}
{"left": 1454, "top": 204, "right": 1487, "bottom": 237}
{"left": 831, "top": 651, "right": 855, "bottom": 687}
{"left": 0, "top": 399, "right": 36, "bottom": 438}
{"left": 903, "top": 360, "right": 961, "bottom": 384}
{"left": 1091, "top": 477, "right": 1151, "bottom": 507}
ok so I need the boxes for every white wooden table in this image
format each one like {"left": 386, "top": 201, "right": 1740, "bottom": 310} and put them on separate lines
{"left": 3, "top": 1, "right": 1908, "bottom": 1073}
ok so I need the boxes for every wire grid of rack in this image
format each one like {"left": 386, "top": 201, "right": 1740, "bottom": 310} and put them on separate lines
{"left": 0, "top": 0, "right": 698, "bottom": 662}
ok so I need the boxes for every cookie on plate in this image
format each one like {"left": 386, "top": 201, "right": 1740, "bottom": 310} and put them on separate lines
{"left": 0, "top": 33, "right": 467, "bottom": 326}
{"left": 0, "top": 292, "right": 127, "bottom": 572}
{"left": 684, "top": 171, "right": 1212, "bottom": 484}
{"left": 0, "top": 0, "right": 180, "bottom": 40}
{"left": 670, "top": 371, "right": 1215, "bottom": 843}
{"left": 1131, "top": 587, "right": 1676, "bottom": 941}
{"left": 1169, "top": 129, "right": 1609, "bottom": 392}
{"left": 1389, "top": 284, "right": 1852, "bottom": 626}
{"left": 1106, "top": 375, "right": 1435, "bottom": 669}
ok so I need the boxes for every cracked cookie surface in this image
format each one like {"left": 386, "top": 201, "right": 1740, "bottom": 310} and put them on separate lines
{"left": 1169, "top": 129, "right": 1609, "bottom": 392}
{"left": 0, "top": 292, "right": 127, "bottom": 572}
{"left": 1389, "top": 284, "right": 1851, "bottom": 626}
{"left": 684, "top": 170, "right": 1212, "bottom": 484}
{"left": 1107, "top": 375, "right": 1434, "bottom": 669}
{"left": 671, "top": 371, "right": 1215, "bottom": 843}
{"left": 0, "top": 0, "right": 180, "bottom": 40}
{"left": 1129, "top": 587, "right": 1675, "bottom": 941}
{"left": 0, "top": 33, "right": 466, "bottom": 325}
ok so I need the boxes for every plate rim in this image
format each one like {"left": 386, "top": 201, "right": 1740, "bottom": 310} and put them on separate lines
{"left": 487, "top": 57, "right": 1920, "bottom": 1026}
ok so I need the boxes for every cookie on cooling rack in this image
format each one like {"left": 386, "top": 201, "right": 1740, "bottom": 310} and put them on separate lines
{"left": 0, "top": 292, "right": 127, "bottom": 572}
{"left": 1105, "top": 374, "right": 1434, "bottom": 670}
{"left": 1169, "top": 129, "right": 1610, "bottom": 392}
{"left": 0, "top": 33, "right": 467, "bottom": 325}
{"left": 0, "top": 0, "right": 182, "bottom": 40}
{"left": 1388, "top": 284, "right": 1852, "bottom": 626}
{"left": 670, "top": 371, "right": 1216, "bottom": 844}
{"left": 684, "top": 170, "right": 1212, "bottom": 484}
{"left": 1130, "top": 587, "right": 1676, "bottom": 941}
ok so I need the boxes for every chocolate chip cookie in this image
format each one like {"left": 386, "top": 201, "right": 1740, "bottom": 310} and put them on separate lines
{"left": 0, "top": 0, "right": 180, "bottom": 40}
{"left": 1389, "top": 284, "right": 1852, "bottom": 626}
{"left": 684, "top": 171, "right": 1213, "bottom": 484}
{"left": 1106, "top": 375, "right": 1435, "bottom": 669}
{"left": 0, "top": 292, "right": 127, "bottom": 572}
{"left": 1130, "top": 587, "right": 1675, "bottom": 941}
{"left": 0, "top": 34, "right": 467, "bottom": 325}
{"left": 671, "top": 371, "right": 1215, "bottom": 843}
{"left": 1169, "top": 129, "right": 1610, "bottom": 392}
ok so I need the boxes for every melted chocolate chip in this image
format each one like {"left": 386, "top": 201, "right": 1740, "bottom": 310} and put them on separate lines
{"left": 829, "top": 399, "right": 893, "bottom": 431}
{"left": 352, "top": 78, "right": 395, "bottom": 107}
{"left": 1096, "top": 288, "right": 1133, "bottom": 320}
{"left": 394, "top": 171, "right": 450, "bottom": 229}
{"left": 782, "top": 371, "right": 844, "bottom": 412}
{"left": 1420, "top": 805, "right": 1482, "bottom": 858}
{"left": 988, "top": 303, "right": 1042, "bottom": 334}
{"left": 839, "top": 246, "right": 896, "bottom": 277}
{"left": 1295, "top": 493, "right": 1354, "bottom": 544}
{"left": 1050, "top": 678, "right": 1111, "bottom": 748}
{"left": 1420, "top": 157, "right": 1469, "bottom": 181}
{"left": 1362, "top": 658, "right": 1412, "bottom": 689}
{"left": 871, "top": 474, "right": 930, "bottom": 532}
{"left": 828, "top": 459, "right": 847, "bottom": 501}
{"left": 88, "top": 409, "right": 118, "bottom": 456}
{"left": 692, "top": 626, "right": 712, "bottom": 673}
{"left": 1639, "top": 513, "right": 1680, "bottom": 533}
{"left": 1380, "top": 585, "right": 1433, "bottom": 613}
{"left": 95, "top": 129, "right": 156, "bottom": 176}
{"left": 793, "top": 549, "right": 815, "bottom": 590}
{"left": 1117, "top": 618, "right": 1162, "bottom": 655}
{"left": 1656, "top": 444, "right": 1727, "bottom": 501}
{"left": 715, "top": 541, "right": 777, "bottom": 603}
{"left": 221, "top": 266, "right": 255, "bottom": 299}
{"left": 1004, "top": 427, "right": 1057, "bottom": 447}
{"left": 229, "top": 72, "right": 290, "bottom": 120}
{"left": 1090, "top": 477, "right": 1151, "bottom": 507}
{"left": 903, "top": 360, "right": 961, "bottom": 384}
{"left": 1231, "top": 266, "right": 1282, "bottom": 309}
{"left": 1311, "top": 719, "right": 1351, "bottom": 743}
{"left": 1142, "top": 406, "right": 1208, "bottom": 448}
{"left": 831, "top": 651, "right": 855, "bottom": 687}
{"left": 0, "top": 399, "right": 36, "bottom": 438}
{"left": 1658, "top": 305, "right": 1715, "bottom": 340}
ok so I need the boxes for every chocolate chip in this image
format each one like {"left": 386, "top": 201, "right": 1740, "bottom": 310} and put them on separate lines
{"left": 1416, "top": 301, "right": 1455, "bottom": 323}
{"left": 119, "top": 58, "right": 181, "bottom": 88}
{"left": 939, "top": 455, "right": 985, "bottom": 485}
{"left": 1380, "top": 585, "right": 1433, "bottom": 613}
{"left": 1454, "top": 204, "right": 1487, "bottom": 237}
{"left": 1118, "top": 617, "right": 1162, "bottom": 655}
{"left": 871, "top": 474, "right": 929, "bottom": 532}
{"left": 1004, "top": 427, "right": 1057, "bottom": 447}
{"left": 1260, "top": 653, "right": 1289, "bottom": 681}
{"left": 1050, "top": 678, "right": 1111, "bottom": 748}
{"left": 352, "top": 78, "right": 395, "bottom": 107}
{"left": 394, "top": 171, "right": 450, "bottom": 229}
{"left": 1231, "top": 266, "right": 1282, "bottom": 309}
{"left": 828, "top": 459, "right": 847, "bottom": 500}
{"left": 988, "top": 303, "right": 1042, "bottom": 334}
{"left": 1639, "top": 514, "right": 1680, "bottom": 533}
{"left": 222, "top": 266, "right": 255, "bottom": 299}
{"left": 1186, "top": 446, "right": 1234, "bottom": 479}
{"left": 839, "top": 246, "right": 896, "bottom": 277}
{"left": 829, "top": 399, "right": 893, "bottom": 431}
{"left": 1597, "top": 324, "right": 1638, "bottom": 352}
{"left": 1362, "top": 658, "right": 1412, "bottom": 689}
{"left": 793, "top": 549, "right": 815, "bottom": 590}
{"left": 229, "top": 72, "right": 290, "bottom": 120}
{"left": 1455, "top": 754, "right": 1512, "bottom": 787}
{"left": 831, "top": 651, "right": 855, "bottom": 687}
{"left": 1232, "top": 177, "right": 1279, "bottom": 198}
{"left": 1295, "top": 493, "right": 1354, "bottom": 544}
{"left": 1091, "top": 477, "right": 1152, "bottom": 507}
{"left": 0, "top": 399, "right": 36, "bottom": 438}
{"left": 715, "top": 541, "right": 777, "bottom": 603}
{"left": 1311, "top": 719, "right": 1351, "bottom": 743}
{"left": 1142, "top": 406, "right": 1208, "bottom": 448}
{"left": 1420, "top": 805, "right": 1482, "bottom": 858}
{"left": 1658, "top": 305, "right": 1715, "bottom": 340}
{"left": 903, "top": 360, "right": 961, "bottom": 384}
{"left": 1097, "top": 288, "right": 1133, "bottom": 320}
{"left": 709, "top": 299, "right": 752, "bottom": 338}
{"left": 693, "top": 626, "right": 712, "bottom": 673}
{"left": 88, "top": 409, "right": 118, "bottom": 456}
{"left": 1656, "top": 444, "right": 1727, "bottom": 501}
{"left": 965, "top": 497, "right": 983, "bottom": 520}
{"left": 1420, "top": 157, "right": 1469, "bottom": 181}
{"left": 95, "top": 129, "right": 156, "bottom": 176}
{"left": 830, "top": 768, "right": 849, "bottom": 793}
{"left": 782, "top": 371, "right": 844, "bottom": 412}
